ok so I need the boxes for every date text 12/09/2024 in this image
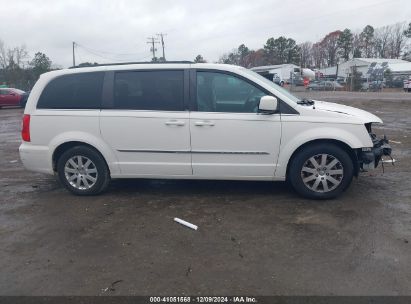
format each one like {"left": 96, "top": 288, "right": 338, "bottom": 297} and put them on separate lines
{"left": 149, "top": 296, "right": 257, "bottom": 303}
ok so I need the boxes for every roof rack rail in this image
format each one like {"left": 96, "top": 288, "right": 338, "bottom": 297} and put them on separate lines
{"left": 69, "top": 61, "right": 194, "bottom": 69}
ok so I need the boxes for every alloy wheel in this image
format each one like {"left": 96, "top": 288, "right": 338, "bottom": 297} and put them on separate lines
{"left": 64, "top": 155, "right": 98, "bottom": 190}
{"left": 300, "top": 154, "right": 344, "bottom": 193}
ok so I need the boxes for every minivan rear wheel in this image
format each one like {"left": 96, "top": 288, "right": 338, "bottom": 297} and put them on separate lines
{"left": 288, "top": 143, "right": 354, "bottom": 199}
{"left": 57, "top": 146, "right": 110, "bottom": 195}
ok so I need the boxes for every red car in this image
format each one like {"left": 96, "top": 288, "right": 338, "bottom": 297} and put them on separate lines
{"left": 0, "top": 88, "right": 29, "bottom": 108}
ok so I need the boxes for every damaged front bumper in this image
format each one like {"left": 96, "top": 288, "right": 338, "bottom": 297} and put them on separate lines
{"left": 359, "top": 133, "right": 392, "bottom": 170}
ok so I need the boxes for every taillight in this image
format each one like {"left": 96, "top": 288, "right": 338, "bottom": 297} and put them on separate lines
{"left": 22, "top": 114, "right": 30, "bottom": 142}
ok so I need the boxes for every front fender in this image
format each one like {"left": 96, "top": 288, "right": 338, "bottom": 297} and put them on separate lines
{"left": 275, "top": 124, "right": 372, "bottom": 178}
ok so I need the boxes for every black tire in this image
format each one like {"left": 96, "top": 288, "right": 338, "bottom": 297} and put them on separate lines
{"left": 288, "top": 143, "right": 354, "bottom": 199}
{"left": 56, "top": 146, "right": 110, "bottom": 195}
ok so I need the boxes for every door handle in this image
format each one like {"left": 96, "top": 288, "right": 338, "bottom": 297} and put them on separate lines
{"left": 194, "top": 121, "right": 215, "bottom": 126}
{"left": 165, "top": 120, "right": 185, "bottom": 126}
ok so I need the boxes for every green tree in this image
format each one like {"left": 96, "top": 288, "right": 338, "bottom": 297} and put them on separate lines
{"left": 218, "top": 44, "right": 252, "bottom": 66}
{"left": 347, "top": 66, "right": 362, "bottom": 91}
{"left": 30, "top": 52, "right": 51, "bottom": 78}
{"left": 353, "top": 48, "right": 362, "bottom": 58}
{"left": 194, "top": 55, "right": 206, "bottom": 63}
{"left": 237, "top": 44, "right": 250, "bottom": 66}
{"left": 78, "top": 62, "right": 99, "bottom": 67}
{"left": 218, "top": 50, "right": 239, "bottom": 65}
{"left": 337, "top": 28, "right": 353, "bottom": 61}
{"left": 352, "top": 33, "right": 362, "bottom": 58}
{"left": 360, "top": 25, "right": 375, "bottom": 57}
{"left": 263, "top": 36, "right": 300, "bottom": 64}
{"left": 384, "top": 68, "right": 394, "bottom": 87}
{"left": 404, "top": 22, "right": 411, "bottom": 38}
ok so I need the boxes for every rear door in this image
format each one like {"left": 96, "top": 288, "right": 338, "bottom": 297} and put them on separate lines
{"left": 189, "top": 70, "right": 282, "bottom": 179}
{"left": 100, "top": 68, "right": 192, "bottom": 177}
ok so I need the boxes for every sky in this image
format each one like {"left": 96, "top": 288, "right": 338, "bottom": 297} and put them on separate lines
{"left": 0, "top": 0, "right": 410, "bottom": 68}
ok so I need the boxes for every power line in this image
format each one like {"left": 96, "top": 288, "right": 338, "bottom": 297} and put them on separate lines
{"left": 75, "top": 43, "right": 151, "bottom": 63}
{"left": 76, "top": 43, "right": 148, "bottom": 57}
{"left": 77, "top": 44, "right": 127, "bottom": 62}
{"left": 72, "top": 37, "right": 167, "bottom": 65}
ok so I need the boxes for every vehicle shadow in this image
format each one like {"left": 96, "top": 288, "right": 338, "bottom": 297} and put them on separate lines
{"left": 109, "top": 178, "right": 295, "bottom": 199}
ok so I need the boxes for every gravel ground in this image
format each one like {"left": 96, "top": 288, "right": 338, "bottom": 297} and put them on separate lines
{"left": 0, "top": 91, "right": 410, "bottom": 295}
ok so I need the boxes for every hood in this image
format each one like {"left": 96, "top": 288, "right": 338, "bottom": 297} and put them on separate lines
{"left": 312, "top": 100, "right": 383, "bottom": 124}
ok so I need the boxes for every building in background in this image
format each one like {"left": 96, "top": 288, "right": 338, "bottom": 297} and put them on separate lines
{"left": 318, "top": 58, "right": 411, "bottom": 86}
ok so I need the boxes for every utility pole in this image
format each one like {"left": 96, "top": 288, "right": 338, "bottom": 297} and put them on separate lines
{"left": 72, "top": 41, "right": 76, "bottom": 67}
{"left": 156, "top": 33, "right": 167, "bottom": 62}
{"left": 350, "top": 64, "right": 355, "bottom": 92}
{"left": 147, "top": 37, "right": 159, "bottom": 62}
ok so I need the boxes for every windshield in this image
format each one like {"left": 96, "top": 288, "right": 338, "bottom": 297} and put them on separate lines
{"left": 241, "top": 68, "right": 301, "bottom": 103}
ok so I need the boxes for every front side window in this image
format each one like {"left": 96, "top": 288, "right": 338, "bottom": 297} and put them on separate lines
{"left": 196, "top": 71, "right": 266, "bottom": 113}
{"left": 0, "top": 89, "right": 9, "bottom": 95}
{"left": 241, "top": 68, "right": 301, "bottom": 104}
{"left": 37, "top": 72, "right": 104, "bottom": 109}
{"left": 113, "top": 70, "right": 184, "bottom": 111}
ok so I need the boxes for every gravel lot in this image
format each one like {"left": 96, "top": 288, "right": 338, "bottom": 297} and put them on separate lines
{"left": 0, "top": 91, "right": 410, "bottom": 295}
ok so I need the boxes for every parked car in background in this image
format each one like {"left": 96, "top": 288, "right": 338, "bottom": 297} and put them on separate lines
{"left": 0, "top": 88, "right": 29, "bottom": 108}
{"left": 307, "top": 81, "right": 344, "bottom": 91}
{"left": 271, "top": 73, "right": 285, "bottom": 86}
{"left": 336, "top": 78, "right": 346, "bottom": 85}
{"left": 362, "top": 81, "right": 385, "bottom": 92}
{"left": 404, "top": 77, "right": 411, "bottom": 92}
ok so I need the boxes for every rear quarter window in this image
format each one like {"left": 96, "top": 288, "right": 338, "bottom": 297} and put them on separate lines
{"left": 37, "top": 72, "right": 104, "bottom": 109}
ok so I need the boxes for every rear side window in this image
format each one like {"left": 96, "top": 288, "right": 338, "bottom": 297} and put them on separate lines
{"left": 37, "top": 72, "right": 104, "bottom": 109}
{"left": 112, "top": 70, "right": 184, "bottom": 111}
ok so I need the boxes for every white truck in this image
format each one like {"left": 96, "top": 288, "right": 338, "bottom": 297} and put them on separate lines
{"left": 251, "top": 64, "right": 315, "bottom": 87}
{"left": 404, "top": 76, "right": 411, "bottom": 92}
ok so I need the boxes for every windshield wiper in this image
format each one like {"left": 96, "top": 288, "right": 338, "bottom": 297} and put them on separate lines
{"left": 297, "top": 99, "right": 315, "bottom": 106}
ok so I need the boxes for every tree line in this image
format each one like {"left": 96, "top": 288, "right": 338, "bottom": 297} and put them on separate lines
{"left": 1, "top": 21, "right": 410, "bottom": 91}
{"left": 0, "top": 40, "right": 55, "bottom": 91}
{"left": 195, "top": 21, "right": 411, "bottom": 68}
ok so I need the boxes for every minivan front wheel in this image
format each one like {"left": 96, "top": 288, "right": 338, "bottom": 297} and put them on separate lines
{"left": 57, "top": 146, "right": 110, "bottom": 195}
{"left": 289, "top": 144, "right": 354, "bottom": 199}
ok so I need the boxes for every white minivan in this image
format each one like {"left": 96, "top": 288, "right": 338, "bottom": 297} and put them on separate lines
{"left": 19, "top": 62, "right": 392, "bottom": 199}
